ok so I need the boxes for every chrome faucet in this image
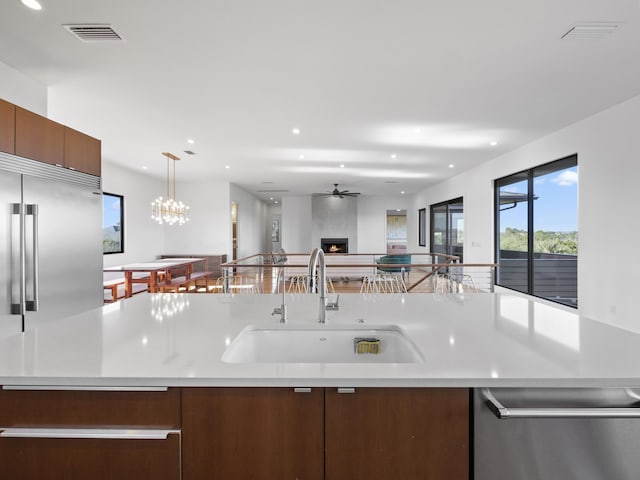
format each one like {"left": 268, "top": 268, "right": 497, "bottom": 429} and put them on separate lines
{"left": 271, "top": 267, "right": 287, "bottom": 322}
{"left": 308, "top": 248, "right": 339, "bottom": 323}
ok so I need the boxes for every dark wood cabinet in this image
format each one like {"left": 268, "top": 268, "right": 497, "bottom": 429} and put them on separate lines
{"left": 0, "top": 434, "right": 181, "bottom": 480}
{"left": 64, "top": 126, "right": 101, "bottom": 176}
{"left": 182, "top": 387, "right": 325, "bottom": 480}
{"left": 15, "top": 106, "right": 64, "bottom": 166}
{"left": 0, "top": 386, "right": 470, "bottom": 479}
{"left": 0, "top": 387, "right": 181, "bottom": 428}
{"left": 0, "top": 98, "right": 15, "bottom": 154}
{"left": 0, "top": 387, "right": 181, "bottom": 480}
{"left": 182, "top": 387, "right": 469, "bottom": 480}
{"left": 325, "top": 388, "right": 469, "bottom": 480}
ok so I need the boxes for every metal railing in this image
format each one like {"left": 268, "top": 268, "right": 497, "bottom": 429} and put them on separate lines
{"left": 211, "top": 252, "right": 497, "bottom": 294}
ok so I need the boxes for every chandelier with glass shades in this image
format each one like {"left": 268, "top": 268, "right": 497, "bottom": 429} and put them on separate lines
{"left": 151, "top": 152, "right": 190, "bottom": 225}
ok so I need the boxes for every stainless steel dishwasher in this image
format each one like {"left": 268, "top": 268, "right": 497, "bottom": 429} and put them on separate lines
{"left": 474, "top": 387, "right": 640, "bottom": 479}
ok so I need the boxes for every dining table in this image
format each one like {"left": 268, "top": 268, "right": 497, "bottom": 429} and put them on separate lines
{"left": 103, "top": 257, "right": 208, "bottom": 298}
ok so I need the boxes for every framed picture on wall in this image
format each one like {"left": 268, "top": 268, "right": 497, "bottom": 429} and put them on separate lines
{"left": 418, "top": 208, "right": 426, "bottom": 247}
{"left": 103, "top": 192, "right": 124, "bottom": 254}
{"left": 272, "top": 219, "right": 280, "bottom": 243}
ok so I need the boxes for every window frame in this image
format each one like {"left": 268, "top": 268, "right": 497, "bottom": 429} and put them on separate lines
{"left": 103, "top": 192, "right": 125, "bottom": 255}
{"left": 494, "top": 154, "right": 578, "bottom": 307}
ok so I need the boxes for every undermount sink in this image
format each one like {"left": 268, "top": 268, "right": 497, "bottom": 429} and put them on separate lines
{"left": 222, "top": 324, "right": 423, "bottom": 364}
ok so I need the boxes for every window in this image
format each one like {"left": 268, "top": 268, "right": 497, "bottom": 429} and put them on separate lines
{"left": 495, "top": 155, "right": 578, "bottom": 307}
{"left": 103, "top": 192, "right": 124, "bottom": 254}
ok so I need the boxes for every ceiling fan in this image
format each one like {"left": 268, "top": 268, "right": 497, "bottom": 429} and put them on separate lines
{"left": 312, "top": 184, "right": 361, "bottom": 198}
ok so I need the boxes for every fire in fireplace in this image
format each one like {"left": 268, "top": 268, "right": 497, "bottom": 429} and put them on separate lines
{"left": 320, "top": 238, "right": 348, "bottom": 254}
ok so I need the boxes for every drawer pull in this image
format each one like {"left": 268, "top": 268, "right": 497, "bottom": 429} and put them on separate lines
{"left": 337, "top": 388, "right": 356, "bottom": 394}
{"left": 2, "top": 386, "right": 169, "bottom": 392}
{"left": 0, "top": 428, "right": 180, "bottom": 440}
{"left": 294, "top": 387, "right": 312, "bottom": 393}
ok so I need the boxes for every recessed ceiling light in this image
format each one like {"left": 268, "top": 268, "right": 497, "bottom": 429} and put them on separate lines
{"left": 187, "top": 139, "right": 195, "bottom": 144}
{"left": 142, "top": 166, "right": 148, "bottom": 170}
{"left": 401, "top": 191, "right": 405, "bottom": 194}
{"left": 448, "top": 164, "right": 455, "bottom": 168}
{"left": 490, "top": 141, "right": 498, "bottom": 146}
{"left": 391, "top": 154, "right": 397, "bottom": 159}
{"left": 414, "top": 128, "right": 422, "bottom": 134}
{"left": 225, "top": 165, "right": 230, "bottom": 169}
{"left": 292, "top": 128, "right": 301, "bottom": 135}
{"left": 270, "top": 197, "right": 274, "bottom": 200}
{"left": 21, "top": 0, "right": 42, "bottom": 10}
{"left": 340, "top": 164, "right": 345, "bottom": 168}
{"left": 299, "top": 154, "right": 305, "bottom": 159}
{"left": 274, "top": 201, "right": 278, "bottom": 204}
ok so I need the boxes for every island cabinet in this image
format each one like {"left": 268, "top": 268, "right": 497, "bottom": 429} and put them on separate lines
{"left": 0, "top": 98, "right": 15, "bottom": 154}
{"left": 325, "top": 387, "right": 469, "bottom": 480}
{"left": 182, "top": 387, "right": 325, "bottom": 480}
{"left": 182, "top": 387, "right": 470, "bottom": 480}
{"left": 0, "top": 387, "right": 182, "bottom": 480}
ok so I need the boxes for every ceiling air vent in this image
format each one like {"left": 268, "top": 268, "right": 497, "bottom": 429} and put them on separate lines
{"left": 63, "top": 24, "right": 123, "bottom": 42}
{"left": 184, "top": 150, "right": 196, "bottom": 155}
{"left": 561, "top": 22, "right": 621, "bottom": 40}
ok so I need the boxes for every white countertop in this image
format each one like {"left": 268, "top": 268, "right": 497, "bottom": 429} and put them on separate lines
{"left": 1, "top": 292, "right": 639, "bottom": 388}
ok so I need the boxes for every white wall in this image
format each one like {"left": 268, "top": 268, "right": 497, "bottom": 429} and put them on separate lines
{"left": 282, "top": 196, "right": 312, "bottom": 254}
{"left": 412, "top": 93, "right": 640, "bottom": 332}
{"left": 230, "top": 184, "right": 269, "bottom": 260}
{"left": 357, "top": 196, "right": 410, "bottom": 253}
{"left": 163, "top": 179, "right": 231, "bottom": 258}
{"left": 101, "top": 162, "right": 165, "bottom": 267}
{"left": 312, "top": 196, "right": 358, "bottom": 253}
{"left": 0, "top": 60, "right": 47, "bottom": 115}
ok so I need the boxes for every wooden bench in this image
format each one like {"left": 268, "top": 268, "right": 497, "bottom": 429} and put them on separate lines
{"left": 103, "top": 272, "right": 150, "bottom": 303}
{"left": 156, "top": 272, "right": 213, "bottom": 293}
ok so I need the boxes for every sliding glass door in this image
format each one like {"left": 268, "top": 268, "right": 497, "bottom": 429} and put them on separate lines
{"left": 430, "top": 198, "right": 464, "bottom": 262}
{"left": 495, "top": 155, "right": 578, "bottom": 307}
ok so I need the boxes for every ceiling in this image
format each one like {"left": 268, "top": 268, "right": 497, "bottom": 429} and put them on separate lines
{"left": 1, "top": 1, "right": 639, "bottom": 203}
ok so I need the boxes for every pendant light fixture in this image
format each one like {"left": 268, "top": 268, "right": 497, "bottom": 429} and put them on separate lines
{"left": 151, "top": 152, "right": 190, "bottom": 225}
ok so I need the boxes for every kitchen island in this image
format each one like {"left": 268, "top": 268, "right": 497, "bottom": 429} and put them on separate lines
{"left": 1, "top": 292, "right": 639, "bottom": 480}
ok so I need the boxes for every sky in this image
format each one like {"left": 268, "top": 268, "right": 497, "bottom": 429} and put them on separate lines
{"left": 500, "top": 166, "right": 578, "bottom": 232}
{"left": 103, "top": 194, "right": 122, "bottom": 228}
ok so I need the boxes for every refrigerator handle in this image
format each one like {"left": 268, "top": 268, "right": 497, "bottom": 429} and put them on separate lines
{"left": 25, "top": 204, "right": 39, "bottom": 312}
{"left": 482, "top": 388, "right": 640, "bottom": 419}
{"left": 10, "top": 203, "right": 25, "bottom": 316}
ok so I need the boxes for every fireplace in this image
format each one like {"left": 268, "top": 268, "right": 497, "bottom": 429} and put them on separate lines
{"left": 320, "top": 238, "right": 348, "bottom": 254}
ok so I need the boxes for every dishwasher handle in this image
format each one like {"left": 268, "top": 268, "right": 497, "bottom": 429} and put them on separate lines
{"left": 482, "top": 388, "right": 640, "bottom": 419}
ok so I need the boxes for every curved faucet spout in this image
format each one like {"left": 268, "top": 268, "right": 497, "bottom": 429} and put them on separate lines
{"left": 308, "top": 248, "right": 328, "bottom": 323}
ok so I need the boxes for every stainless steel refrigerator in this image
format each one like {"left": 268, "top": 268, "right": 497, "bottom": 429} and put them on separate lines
{"left": 1, "top": 152, "right": 103, "bottom": 341}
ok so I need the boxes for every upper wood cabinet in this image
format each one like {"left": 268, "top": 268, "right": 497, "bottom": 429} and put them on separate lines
{"left": 0, "top": 98, "right": 16, "bottom": 154}
{"left": 15, "top": 106, "right": 64, "bottom": 167}
{"left": 64, "top": 126, "right": 101, "bottom": 176}
{"left": 2, "top": 100, "right": 101, "bottom": 176}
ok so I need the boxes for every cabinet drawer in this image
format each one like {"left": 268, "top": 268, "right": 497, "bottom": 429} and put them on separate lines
{"left": 0, "top": 430, "right": 181, "bottom": 480}
{"left": 0, "top": 387, "right": 181, "bottom": 428}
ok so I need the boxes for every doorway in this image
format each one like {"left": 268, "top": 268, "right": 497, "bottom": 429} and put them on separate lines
{"left": 231, "top": 202, "right": 238, "bottom": 264}
{"left": 386, "top": 210, "right": 407, "bottom": 254}
{"left": 430, "top": 198, "right": 463, "bottom": 261}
